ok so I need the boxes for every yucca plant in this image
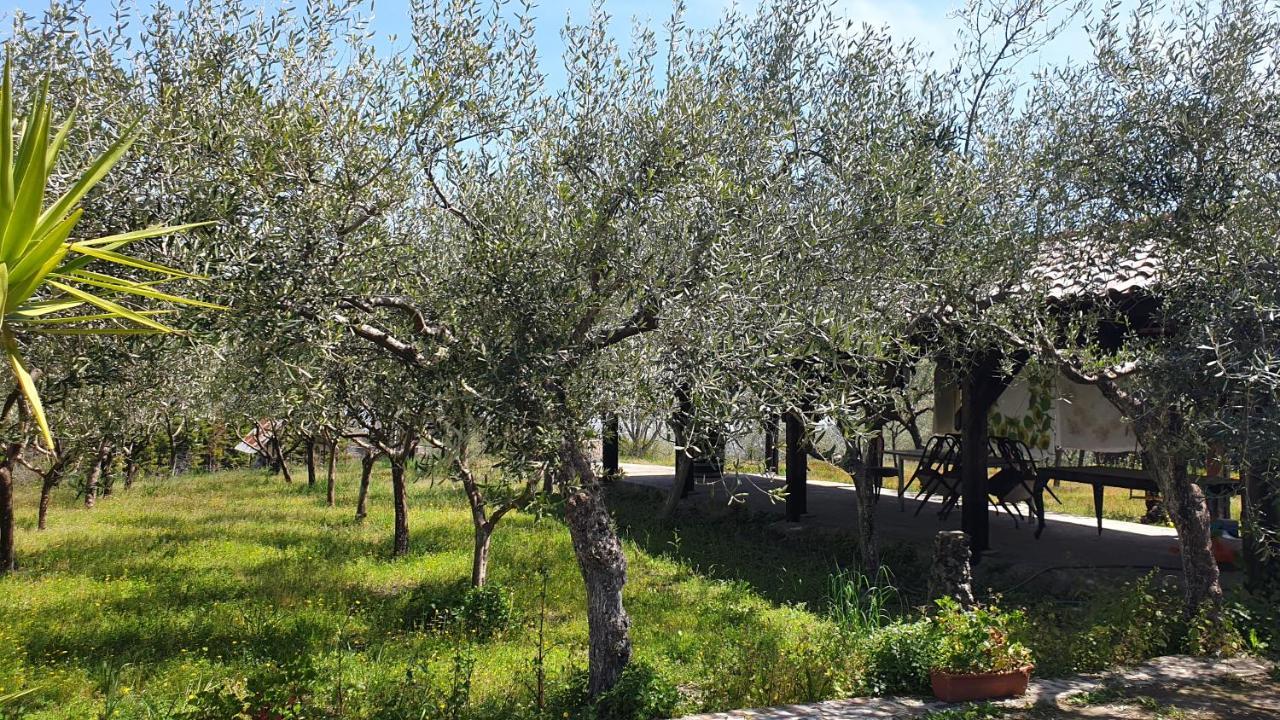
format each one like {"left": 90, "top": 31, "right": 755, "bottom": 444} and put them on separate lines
{"left": 0, "top": 58, "right": 217, "bottom": 449}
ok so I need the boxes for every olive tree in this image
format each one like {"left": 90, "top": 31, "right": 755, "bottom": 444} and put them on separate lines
{"left": 1017, "top": 0, "right": 1280, "bottom": 630}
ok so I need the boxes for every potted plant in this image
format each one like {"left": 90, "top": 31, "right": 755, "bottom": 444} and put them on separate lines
{"left": 928, "top": 598, "right": 1034, "bottom": 702}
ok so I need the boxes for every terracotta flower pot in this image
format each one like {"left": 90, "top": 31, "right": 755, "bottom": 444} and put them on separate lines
{"left": 929, "top": 665, "right": 1033, "bottom": 702}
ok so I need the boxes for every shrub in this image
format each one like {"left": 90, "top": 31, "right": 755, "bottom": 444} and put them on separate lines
{"left": 404, "top": 582, "right": 514, "bottom": 640}
{"left": 1026, "top": 572, "right": 1178, "bottom": 675}
{"left": 857, "top": 620, "right": 936, "bottom": 695}
{"left": 547, "top": 661, "right": 680, "bottom": 720}
{"left": 931, "top": 598, "right": 1033, "bottom": 675}
{"left": 1184, "top": 601, "right": 1244, "bottom": 657}
{"left": 1225, "top": 588, "right": 1279, "bottom": 657}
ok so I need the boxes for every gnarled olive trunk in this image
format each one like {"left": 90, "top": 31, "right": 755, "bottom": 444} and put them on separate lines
{"left": 471, "top": 522, "right": 493, "bottom": 587}
{"left": 1103, "top": 391, "right": 1222, "bottom": 625}
{"left": 305, "top": 436, "right": 317, "bottom": 487}
{"left": 389, "top": 448, "right": 412, "bottom": 557}
{"left": 84, "top": 439, "right": 110, "bottom": 509}
{"left": 560, "top": 438, "right": 631, "bottom": 697}
{"left": 844, "top": 439, "right": 880, "bottom": 574}
{"left": 123, "top": 449, "right": 138, "bottom": 491}
{"left": 272, "top": 434, "right": 293, "bottom": 484}
{"left": 100, "top": 447, "right": 117, "bottom": 498}
{"left": 355, "top": 452, "right": 375, "bottom": 520}
{"left": 38, "top": 450, "right": 68, "bottom": 531}
{"left": 0, "top": 440, "right": 21, "bottom": 575}
{"left": 1148, "top": 447, "right": 1223, "bottom": 620}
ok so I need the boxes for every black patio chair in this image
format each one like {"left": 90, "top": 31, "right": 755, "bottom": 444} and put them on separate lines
{"left": 933, "top": 435, "right": 1008, "bottom": 522}
{"left": 987, "top": 436, "right": 1053, "bottom": 537}
{"left": 910, "top": 434, "right": 961, "bottom": 518}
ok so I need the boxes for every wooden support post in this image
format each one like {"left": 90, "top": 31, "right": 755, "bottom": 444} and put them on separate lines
{"left": 764, "top": 418, "right": 779, "bottom": 474}
{"left": 959, "top": 372, "right": 991, "bottom": 556}
{"left": 602, "top": 415, "right": 619, "bottom": 476}
{"left": 959, "top": 351, "right": 1025, "bottom": 560}
{"left": 785, "top": 410, "right": 807, "bottom": 521}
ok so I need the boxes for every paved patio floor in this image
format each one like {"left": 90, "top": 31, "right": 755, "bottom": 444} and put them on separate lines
{"left": 617, "top": 462, "right": 1236, "bottom": 577}
{"left": 672, "top": 655, "right": 1276, "bottom": 720}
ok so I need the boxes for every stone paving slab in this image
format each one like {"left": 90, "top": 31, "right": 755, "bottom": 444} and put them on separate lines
{"left": 672, "top": 655, "right": 1275, "bottom": 719}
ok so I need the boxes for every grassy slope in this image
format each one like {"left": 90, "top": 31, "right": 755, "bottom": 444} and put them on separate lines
{"left": 0, "top": 465, "right": 845, "bottom": 719}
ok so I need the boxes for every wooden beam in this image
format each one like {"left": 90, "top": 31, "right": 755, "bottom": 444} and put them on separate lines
{"left": 785, "top": 410, "right": 807, "bottom": 521}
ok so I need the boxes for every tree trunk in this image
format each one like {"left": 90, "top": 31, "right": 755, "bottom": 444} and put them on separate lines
{"left": 124, "top": 448, "right": 138, "bottom": 491}
{"left": 38, "top": 470, "right": 58, "bottom": 531}
{"left": 356, "top": 452, "right": 375, "bottom": 520}
{"left": 1072, "top": 366, "right": 1225, "bottom": 633}
{"left": 84, "top": 439, "right": 109, "bottom": 509}
{"left": 905, "top": 419, "right": 924, "bottom": 450}
{"left": 560, "top": 438, "right": 631, "bottom": 697}
{"left": 0, "top": 440, "right": 21, "bottom": 575}
{"left": 273, "top": 435, "right": 294, "bottom": 484}
{"left": 165, "top": 416, "right": 183, "bottom": 477}
{"left": 472, "top": 522, "right": 493, "bottom": 587}
{"left": 390, "top": 451, "right": 410, "bottom": 557}
{"left": 37, "top": 444, "right": 67, "bottom": 531}
{"left": 1112, "top": 400, "right": 1224, "bottom": 625}
{"left": 1150, "top": 448, "right": 1223, "bottom": 619}
{"left": 100, "top": 447, "right": 117, "bottom": 497}
{"left": 847, "top": 438, "right": 880, "bottom": 574}
{"left": 305, "top": 436, "right": 317, "bottom": 487}
{"left": 659, "top": 451, "right": 693, "bottom": 519}
{"left": 325, "top": 438, "right": 337, "bottom": 507}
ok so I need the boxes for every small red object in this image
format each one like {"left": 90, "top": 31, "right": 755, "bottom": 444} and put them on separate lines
{"left": 930, "top": 666, "right": 1033, "bottom": 703}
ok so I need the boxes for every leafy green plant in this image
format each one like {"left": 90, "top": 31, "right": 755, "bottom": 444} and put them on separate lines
{"left": 857, "top": 620, "right": 936, "bottom": 695}
{"left": 826, "top": 566, "right": 903, "bottom": 636}
{"left": 0, "top": 57, "right": 216, "bottom": 449}
{"left": 1027, "top": 572, "right": 1179, "bottom": 675}
{"left": 931, "top": 598, "right": 1033, "bottom": 675}
{"left": 405, "top": 582, "right": 514, "bottom": 640}
{"left": 548, "top": 661, "right": 679, "bottom": 720}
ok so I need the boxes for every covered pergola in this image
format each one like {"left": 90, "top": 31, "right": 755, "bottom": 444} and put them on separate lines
{"left": 601, "top": 239, "right": 1262, "bottom": 565}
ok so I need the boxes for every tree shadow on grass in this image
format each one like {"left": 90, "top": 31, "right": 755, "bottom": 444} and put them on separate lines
{"left": 607, "top": 484, "right": 930, "bottom": 611}
{"left": 8, "top": 514, "right": 470, "bottom": 671}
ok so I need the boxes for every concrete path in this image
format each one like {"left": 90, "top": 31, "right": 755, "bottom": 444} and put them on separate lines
{"left": 673, "top": 655, "right": 1275, "bottom": 719}
{"left": 618, "top": 462, "right": 1199, "bottom": 574}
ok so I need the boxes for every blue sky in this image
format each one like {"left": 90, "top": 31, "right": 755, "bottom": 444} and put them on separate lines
{"left": 5, "top": 0, "right": 1101, "bottom": 85}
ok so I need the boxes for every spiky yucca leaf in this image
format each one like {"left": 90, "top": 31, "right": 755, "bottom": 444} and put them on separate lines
{"left": 0, "top": 57, "right": 218, "bottom": 449}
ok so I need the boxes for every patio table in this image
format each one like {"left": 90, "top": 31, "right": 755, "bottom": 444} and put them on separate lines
{"left": 1035, "top": 465, "right": 1241, "bottom": 534}
{"left": 884, "top": 447, "right": 925, "bottom": 510}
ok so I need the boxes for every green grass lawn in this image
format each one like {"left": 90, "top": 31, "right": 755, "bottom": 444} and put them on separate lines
{"left": 0, "top": 464, "right": 851, "bottom": 719}
{"left": 1, "top": 461, "right": 1259, "bottom": 720}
